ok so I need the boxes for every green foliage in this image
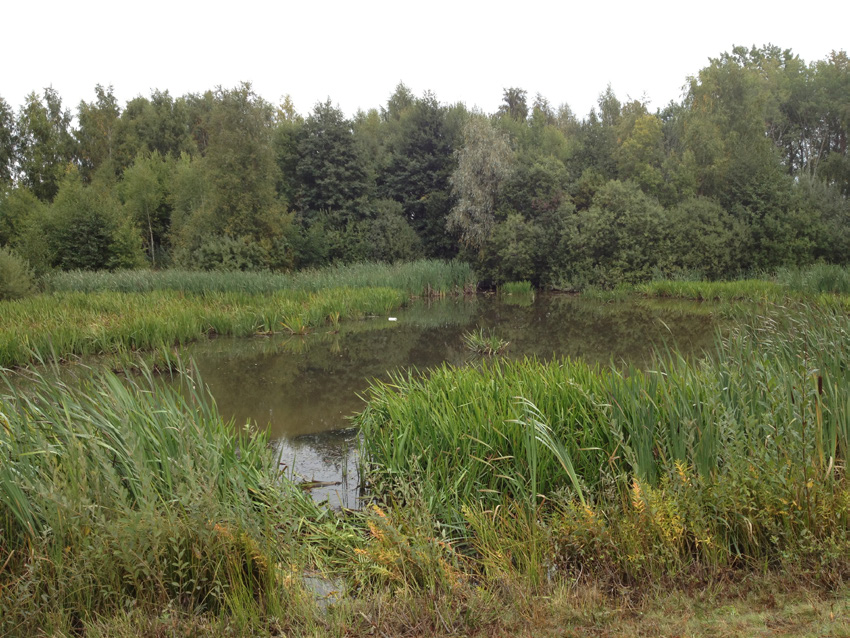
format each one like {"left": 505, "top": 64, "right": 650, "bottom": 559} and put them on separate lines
{"left": 350, "top": 199, "right": 423, "bottom": 263}
{"left": 794, "top": 173, "right": 850, "bottom": 263}
{"left": 40, "top": 169, "right": 145, "bottom": 271}
{"left": 379, "top": 92, "right": 462, "bottom": 257}
{"left": 170, "top": 84, "right": 292, "bottom": 271}
{"left": 112, "top": 90, "right": 196, "bottom": 172}
{"left": 190, "top": 234, "right": 287, "bottom": 271}
{"left": 1, "top": 47, "right": 848, "bottom": 287}
{"left": 0, "top": 95, "right": 14, "bottom": 186}
{"left": 663, "top": 196, "right": 746, "bottom": 279}
{"left": 75, "top": 84, "right": 121, "bottom": 181}
{"left": 500, "top": 155, "right": 571, "bottom": 222}
{"left": 121, "top": 151, "right": 173, "bottom": 265}
{"left": 498, "top": 87, "right": 529, "bottom": 121}
{"left": 615, "top": 102, "right": 666, "bottom": 198}
{"left": 14, "top": 88, "right": 75, "bottom": 201}
{"left": 557, "top": 180, "right": 667, "bottom": 288}
{"left": 296, "top": 99, "right": 367, "bottom": 217}
{"left": 476, "top": 213, "right": 548, "bottom": 286}
{"left": 727, "top": 156, "right": 814, "bottom": 270}
{"left": 0, "top": 247, "right": 35, "bottom": 300}
{"left": 0, "top": 185, "right": 43, "bottom": 248}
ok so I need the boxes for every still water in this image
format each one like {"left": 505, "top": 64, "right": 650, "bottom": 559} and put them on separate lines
{"left": 182, "top": 295, "right": 720, "bottom": 507}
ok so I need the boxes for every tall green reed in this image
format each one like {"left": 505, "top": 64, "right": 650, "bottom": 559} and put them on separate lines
{"left": 46, "top": 260, "right": 477, "bottom": 297}
{"left": 0, "top": 357, "right": 335, "bottom": 634}
{"left": 357, "top": 301, "right": 850, "bottom": 565}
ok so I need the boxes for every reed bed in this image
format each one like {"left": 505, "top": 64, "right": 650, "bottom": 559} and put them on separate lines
{"left": 357, "top": 302, "right": 850, "bottom": 574}
{"left": 0, "top": 287, "right": 406, "bottom": 368}
{"left": 46, "top": 259, "right": 477, "bottom": 297}
{"left": 775, "top": 263, "right": 850, "bottom": 295}
{"left": 0, "top": 360, "right": 333, "bottom": 635}
{"left": 3, "top": 296, "right": 850, "bottom": 632}
{"left": 637, "top": 278, "right": 785, "bottom": 302}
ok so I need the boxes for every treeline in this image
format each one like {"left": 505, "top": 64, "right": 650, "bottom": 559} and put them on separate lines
{"left": 0, "top": 44, "right": 848, "bottom": 288}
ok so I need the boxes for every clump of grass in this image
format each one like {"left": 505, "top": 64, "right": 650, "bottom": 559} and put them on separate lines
{"left": 500, "top": 280, "right": 533, "bottom": 295}
{"left": 327, "top": 310, "right": 341, "bottom": 332}
{"left": 462, "top": 327, "right": 510, "bottom": 355}
{"left": 280, "top": 315, "right": 311, "bottom": 335}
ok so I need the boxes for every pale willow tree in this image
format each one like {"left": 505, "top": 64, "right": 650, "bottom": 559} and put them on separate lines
{"left": 447, "top": 115, "right": 514, "bottom": 249}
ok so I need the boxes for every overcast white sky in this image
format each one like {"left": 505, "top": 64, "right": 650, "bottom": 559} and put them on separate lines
{"left": 4, "top": 0, "right": 848, "bottom": 120}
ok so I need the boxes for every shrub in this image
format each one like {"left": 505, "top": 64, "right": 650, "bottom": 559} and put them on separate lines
{"left": 0, "top": 247, "right": 35, "bottom": 300}
{"left": 556, "top": 180, "right": 667, "bottom": 289}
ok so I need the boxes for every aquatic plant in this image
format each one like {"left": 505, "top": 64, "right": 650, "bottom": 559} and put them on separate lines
{"left": 461, "top": 327, "right": 510, "bottom": 355}
{"left": 0, "top": 358, "right": 331, "bottom": 634}
{"left": 499, "top": 280, "right": 533, "bottom": 295}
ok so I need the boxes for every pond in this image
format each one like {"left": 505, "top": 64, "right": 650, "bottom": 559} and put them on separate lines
{"left": 182, "top": 294, "right": 720, "bottom": 508}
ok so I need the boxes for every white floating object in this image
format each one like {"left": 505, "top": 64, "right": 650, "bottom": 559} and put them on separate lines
{"left": 388, "top": 317, "right": 397, "bottom": 321}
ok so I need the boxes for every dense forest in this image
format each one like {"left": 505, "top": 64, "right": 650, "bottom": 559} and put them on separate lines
{"left": 0, "top": 44, "right": 848, "bottom": 289}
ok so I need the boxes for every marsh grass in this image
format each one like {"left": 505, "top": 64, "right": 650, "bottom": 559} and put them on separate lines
{"left": 357, "top": 302, "right": 850, "bottom": 575}
{"left": 0, "top": 358, "right": 338, "bottom": 635}
{"left": 47, "top": 260, "right": 477, "bottom": 297}
{"left": 7, "top": 263, "right": 850, "bottom": 633}
{"left": 0, "top": 287, "right": 406, "bottom": 368}
{"left": 775, "top": 263, "right": 850, "bottom": 295}
{"left": 639, "top": 265, "right": 850, "bottom": 302}
{"left": 637, "top": 278, "right": 785, "bottom": 302}
{"left": 461, "top": 327, "right": 510, "bottom": 355}
{"left": 3, "top": 303, "right": 850, "bottom": 634}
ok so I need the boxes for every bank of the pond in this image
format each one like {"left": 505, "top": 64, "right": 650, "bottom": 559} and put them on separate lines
{"left": 0, "top": 260, "right": 476, "bottom": 369}
{"left": 0, "top": 287, "right": 408, "bottom": 368}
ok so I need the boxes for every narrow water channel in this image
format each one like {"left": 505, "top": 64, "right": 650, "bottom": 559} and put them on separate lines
{"left": 182, "top": 295, "right": 720, "bottom": 507}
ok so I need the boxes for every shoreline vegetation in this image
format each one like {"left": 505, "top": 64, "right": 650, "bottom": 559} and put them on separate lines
{"left": 0, "top": 260, "right": 475, "bottom": 369}
{"left": 1, "top": 261, "right": 850, "bottom": 635}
